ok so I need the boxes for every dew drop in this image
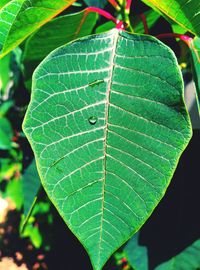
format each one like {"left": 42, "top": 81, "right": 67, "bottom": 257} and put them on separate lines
{"left": 88, "top": 116, "right": 97, "bottom": 125}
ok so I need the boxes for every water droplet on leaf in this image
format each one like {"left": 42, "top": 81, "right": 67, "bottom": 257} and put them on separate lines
{"left": 88, "top": 116, "right": 97, "bottom": 125}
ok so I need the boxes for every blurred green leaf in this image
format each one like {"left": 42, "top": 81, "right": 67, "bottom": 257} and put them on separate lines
{"left": 0, "top": 53, "right": 11, "bottom": 96}
{"left": 95, "top": 21, "right": 115, "bottom": 34}
{"left": 5, "top": 178, "right": 23, "bottom": 210}
{"left": 21, "top": 223, "right": 42, "bottom": 248}
{"left": 0, "top": 117, "right": 13, "bottom": 150}
{"left": 155, "top": 239, "right": 200, "bottom": 270}
{"left": 190, "top": 37, "right": 200, "bottom": 115}
{"left": 22, "top": 9, "right": 98, "bottom": 89}
{"left": 0, "top": 100, "right": 13, "bottom": 117}
{"left": 0, "top": 0, "right": 76, "bottom": 58}
{"left": 125, "top": 233, "right": 148, "bottom": 270}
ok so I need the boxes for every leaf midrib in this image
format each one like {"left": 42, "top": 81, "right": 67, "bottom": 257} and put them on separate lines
{"left": 97, "top": 29, "right": 119, "bottom": 267}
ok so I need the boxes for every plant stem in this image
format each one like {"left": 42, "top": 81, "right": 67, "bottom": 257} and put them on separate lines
{"left": 121, "top": 0, "right": 133, "bottom": 32}
{"left": 107, "top": 0, "right": 121, "bottom": 11}
{"left": 156, "top": 33, "right": 193, "bottom": 46}
{"left": 86, "top": 7, "right": 125, "bottom": 30}
{"left": 139, "top": 13, "right": 149, "bottom": 34}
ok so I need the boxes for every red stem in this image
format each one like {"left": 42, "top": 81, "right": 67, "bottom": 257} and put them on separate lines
{"left": 107, "top": 0, "right": 121, "bottom": 10}
{"left": 126, "top": 0, "right": 132, "bottom": 11}
{"left": 86, "top": 7, "right": 124, "bottom": 30}
{"left": 156, "top": 33, "right": 193, "bottom": 46}
{"left": 139, "top": 13, "right": 149, "bottom": 34}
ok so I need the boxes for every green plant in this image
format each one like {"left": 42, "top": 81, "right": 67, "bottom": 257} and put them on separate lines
{"left": 0, "top": 0, "right": 199, "bottom": 269}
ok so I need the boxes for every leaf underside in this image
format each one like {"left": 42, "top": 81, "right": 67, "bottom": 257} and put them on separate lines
{"left": 0, "top": 0, "right": 75, "bottom": 58}
{"left": 23, "top": 30, "right": 192, "bottom": 270}
{"left": 142, "top": 0, "right": 200, "bottom": 36}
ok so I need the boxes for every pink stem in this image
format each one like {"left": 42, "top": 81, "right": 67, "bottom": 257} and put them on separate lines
{"left": 156, "top": 33, "right": 193, "bottom": 46}
{"left": 126, "top": 0, "right": 132, "bottom": 11}
{"left": 86, "top": 7, "right": 125, "bottom": 30}
{"left": 139, "top": 13, "right": 149, "bottom": 34}
{"left": 107, "top": 0, "right": 121, "bottom": 10}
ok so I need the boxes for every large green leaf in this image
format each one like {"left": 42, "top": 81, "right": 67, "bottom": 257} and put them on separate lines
{"left": 141, "top": 0, "right": 200, "bottom": 36}
{"left": 0, "top": 0, "right": 10, "bottom": 9}
{"left": 190, "top": 37, "right": 200, "bottom": 115}
{"left": 23, "top": 29, "right": 192, "bottom": 270}
{"left": 0, "top": 0, "right": 75, "bottom": 58}
{"left": 22, "top": 10, "right": 98, "bottom": 88}
{"left": 155, "top": 239, "right": 200, "bottom": 270}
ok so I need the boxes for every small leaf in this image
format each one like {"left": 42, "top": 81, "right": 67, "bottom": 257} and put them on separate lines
{"left": 190, "top": 37, "right": 200, "bottom": 115}
{"left": 0, "top": 117, "right": 13, "bottom": 150}
{"left": 142, "top": 0, "right": 200, "bottom": 36}
{"left": 0, "top": 0, "right": 76, "bottom": 58}
{"left": 23, "top": 30, "right": 192, "bottom": 270}
{"left": 155, "top": 239, "right": 200, "bottom": 270}
{"left": 83, "top": 0, "right": 107, "bottom": 8}
{"left": 22, "top": 9, "right": 98, "bottom": 88}
{"left": 0, "top": 53, "right": 11, "bottom": 95}
{"left": 124, "top": 233, "right": 148, "bottom": 270}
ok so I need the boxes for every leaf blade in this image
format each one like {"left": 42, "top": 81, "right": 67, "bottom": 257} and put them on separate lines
{"left": 141, "top": 0, "right": 200, "bottom": 36}
{"left": 23, "top": 30, "right": 192, "bottom": 270}
{"left": 0, "top": 0, "right": 75, "bottom": 58}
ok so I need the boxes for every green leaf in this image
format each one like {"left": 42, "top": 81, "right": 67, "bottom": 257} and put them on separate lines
{"left": 95, "top": 21, "right": 116, "bottom": 34}
{"left": 22, "top": 159, "right": 41, "bottom": 221}
{"left": 141, "top": 0, "right": 200, "bottom": 36}
{"left": 0, "top": 100, "right": 13, "bottom": 117}
{"left": 190, "top": 37, "right": 200, "bottom": 115}
{"left": 0, "top": 0, "right": 76, "bottom": 58}
{"left": 124, "top": 233, "right": 148, "bottom": 270}
{"left": 0, "top": 53, "right": 11, "bottom": 95}
{"left": 155, "top": 239, "right": 200, "bottom": 270}
{"left": 22, "top": 10, "right": 98, "bottom": 89}
{"left": 21, "top": 222, "right": 42, "bottom": 248}
{"left": 0, "top": 117, "right": 13, "bottom": 150}
{"left": 0, "top": 0, "right": 10, "bottom": 9}
{"left": 83, "top": 0, "right": 107, "bottom": 8}
{"left": 5, "top": 178, "right": 24, "bottom": 210}
{"left": 23, "top": 30, "right": 192, "bottom": 270}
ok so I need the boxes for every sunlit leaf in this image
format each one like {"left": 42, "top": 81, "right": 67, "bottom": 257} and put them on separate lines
{"left": 142, "top": 0, "right": 200, "bottom": 36}
{"left": 23, "top": 30, "right": 192, "bottom": 270}
{"left": 0, "top": 0, "right": 76, "bottom": 58}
